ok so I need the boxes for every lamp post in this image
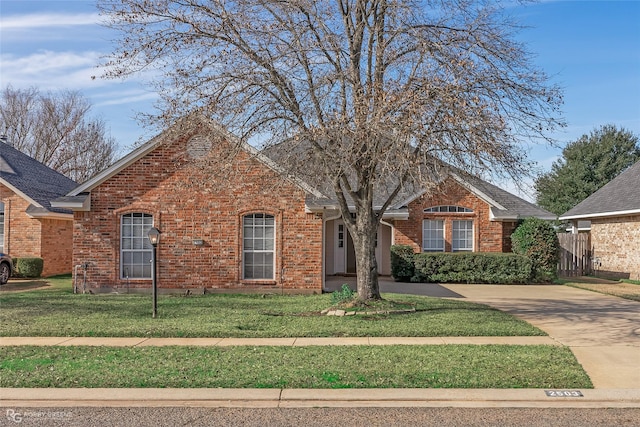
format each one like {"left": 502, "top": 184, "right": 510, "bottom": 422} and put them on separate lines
{"left": 147, "top": 227, "right": 161, "bottom": 318}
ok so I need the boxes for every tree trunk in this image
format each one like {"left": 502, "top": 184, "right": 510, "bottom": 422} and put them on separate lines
{"left": 350, "top": 212, "right": 382, "bottom": 301}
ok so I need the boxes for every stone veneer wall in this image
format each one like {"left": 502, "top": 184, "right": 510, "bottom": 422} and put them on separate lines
{"left": 591, "top": 215, "right": 640, "bottom": 280}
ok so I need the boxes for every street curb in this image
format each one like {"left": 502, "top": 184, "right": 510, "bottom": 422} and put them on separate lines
{"left": 2, "top": 388, "right": 639, "bottom": 409}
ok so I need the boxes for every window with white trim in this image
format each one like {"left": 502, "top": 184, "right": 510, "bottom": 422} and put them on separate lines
{"left": 243, "top": 213, "right": 275, "bottom": 279}
{"left": 121, "top": 213, "right": 153, "bottom": 279}
{"left": 424, "top": 206, "right": 473, "bottom": 213}
{"left": 422, "top": 219, "right": 444, "bottom": 252}
{"left": 452, "top": 220, "right": 474, "bottom": 252}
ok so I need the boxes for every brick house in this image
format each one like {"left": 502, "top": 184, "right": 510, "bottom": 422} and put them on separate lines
{"left": 0, "top": 139, "right": 77, "bottom": 277}
{"left": 560, "top": 160, "right": 640, "bottom": 280}
{"left": 54, "top": 117, "right": 554, "bottom": 293}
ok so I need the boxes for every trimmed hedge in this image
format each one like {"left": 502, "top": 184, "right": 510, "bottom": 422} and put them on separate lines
{"left": 511, "top": 218, "right": 559, "bottom": 282}
{"left": 12, "top": 257, "right": 44, "bottom": 278}
{"left": 390, "top": 245, "right": 415, "bottom": 282}
{"left": 412, "top": 252, "right": 533, "bottom": 284}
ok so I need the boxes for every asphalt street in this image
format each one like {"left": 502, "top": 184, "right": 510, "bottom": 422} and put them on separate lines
{"left": 2, "top": 407, "right": 639, "bottom": 427}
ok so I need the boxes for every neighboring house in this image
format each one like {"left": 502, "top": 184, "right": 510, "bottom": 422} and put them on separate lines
{"left": 0, "top": 138, "right": 77, "bottom": 277}
{"left": 53, "top": 117, "right": 555, "bottom": 293}
{"left": 560, "top": 160, "right": 640, "bottom": 280}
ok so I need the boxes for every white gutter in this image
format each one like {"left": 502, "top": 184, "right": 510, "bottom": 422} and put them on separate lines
{"left": 0, "top": 179, "right": 41, "bottom": 209}
{"left": 51, "top": 195, "right": 91, "bottom": 212}
{"left": 381, "top": 210, "right": 409, "bottom": 220}
{"left": 26, "top": 211, "right": 73, "bottom": 220}
{"left": 560, "top": 209, "right": 640, "bottom": 221}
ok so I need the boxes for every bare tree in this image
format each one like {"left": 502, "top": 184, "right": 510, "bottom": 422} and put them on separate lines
{"left": 99, "top": 0, "right": 563, "bottom": 300}
{"left": 0, "top": 86, "right": 118, "bottom": 183}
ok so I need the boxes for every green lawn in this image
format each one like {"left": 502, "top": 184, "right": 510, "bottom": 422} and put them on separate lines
{"left": 0, "top": 345, "right": 591, "bottom": 389}
{"left": 0, "top": 276, "right": 593, "bottom": 389}
{"left": 0, "top": 276, "right": 544, "bottom": 338}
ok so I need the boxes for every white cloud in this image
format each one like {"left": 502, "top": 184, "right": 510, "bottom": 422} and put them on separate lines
{"left": 0, "top": 50, "right": 105, "bottom": 90}
{"left": 95, "top": 91, "right": 159, "bottom": 107}
{"left": 0, "top": 12, "right": 101, "bottom": 29}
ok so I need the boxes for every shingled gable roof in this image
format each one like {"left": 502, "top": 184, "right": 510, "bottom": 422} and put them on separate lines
{"left": 302, "top": 169, "right": 555, "bottom": 221}
{"left": 450, "top": 171, "right": 556, "bottom": 221}
{"left": 284, "top": 148, "right": 555, "bottom": 221}
{"left": 263, "top": 137, "right": 555, "bottom": 221}
{"left": 53, "top": 115, "right": 326, "bottom": 211}
{"left": 559, "top": 160, "right": 640, "bottom": 220}
{"left": 386, "top": 170, "right": 556, "bottom": 222}
{"left": 0, "top": 141, "right": 77, "bottom": 218}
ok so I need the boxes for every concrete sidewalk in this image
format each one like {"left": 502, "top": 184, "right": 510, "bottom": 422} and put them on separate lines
{"left": 2, "top": 388, "right": 639, "bottom": 409}
{"left": 0, "top": 336, "right": 560, "bottom": 347}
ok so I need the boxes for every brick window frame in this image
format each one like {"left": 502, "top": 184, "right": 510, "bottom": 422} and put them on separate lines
{"left": 423, "top": 206, "right": 475, "bottom": 253}
{"left": 120, "top": 212, "right": 154, "bottom": 279}
{"left": 422, "top": 219, "right": 445, "bottom": 252}
{"left": 452, "top": 219, "right": 474, "bottom": 252}
{"left": 242, "top": 213, "right": 276, "bottom": 280}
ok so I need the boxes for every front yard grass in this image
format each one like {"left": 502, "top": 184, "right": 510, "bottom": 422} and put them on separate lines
{"left": 564, "top": 278, "right": 640, "bottom": 302}
{"left": 0, "top": 276, "right": 544, "bottom": 338}
{"left": 0, "top": 345, "right": 591, "bottom": 389}
{"left": 0, "top": 276, "right": 594, "bottom": 390}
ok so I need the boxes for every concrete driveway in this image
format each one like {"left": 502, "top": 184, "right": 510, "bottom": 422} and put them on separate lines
{"left": 325, "top": 277, "right": 639, "bottom": 389}
{"left": 440, "top": 284, "right": 640, "bottom": 389}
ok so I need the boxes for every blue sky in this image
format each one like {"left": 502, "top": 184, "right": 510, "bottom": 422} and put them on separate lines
{"left": 1, "top": 0, "right": 639, "bottom": 199}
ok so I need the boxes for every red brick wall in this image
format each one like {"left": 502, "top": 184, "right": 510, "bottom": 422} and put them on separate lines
{"left": 40, "top": 218, "right": 74, "bottom": 276}
{"left": 0, "top": 184, "right": 73, "bottom": 276}
{"left": 392, "top": 178, "right": 513, "bottom": 253}
{"left": 73, "top": 133, "right": 323, "bottom": 292}
{"left": 0, "top": 186, "right": 40, "bottom": 257}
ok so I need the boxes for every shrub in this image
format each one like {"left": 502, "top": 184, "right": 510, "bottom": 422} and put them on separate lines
{"left": 13, "top": 257, "right": 44, "bottom": 278}
{"left": 412, "top": 252, "right": 533, "bottom": 284}
{"left": 331, "top": 284, "right": 355, "bottom": 305}
{"left": 511, "top": 218, "right": 559, "bottom": 282}
{"left": 390, "top": 245, "right": 415, "bottom": 282}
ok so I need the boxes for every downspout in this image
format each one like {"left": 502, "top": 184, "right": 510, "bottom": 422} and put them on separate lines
{"left": 380, "top": 219, "right": 395, "bottom": 276}
{"left": 279, "top": 210, "right": 284, "bottom": 295}
{"left": 4, "top": 200, "right": 10, "bottom": 254}
{"left": 73, "top": 265, "right": 81, "bottom": 293}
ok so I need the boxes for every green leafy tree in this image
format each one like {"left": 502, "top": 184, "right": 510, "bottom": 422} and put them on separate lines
{"left": 511, "top": 218, "right": 559, "bottom": 283}
{"left": 535, "top": 125, "right": 640, "bottom": 216}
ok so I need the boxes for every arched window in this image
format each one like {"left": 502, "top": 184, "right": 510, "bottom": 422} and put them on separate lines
{"left": 243, "top": 213, "right": 275, "bottom": 279}
{"left": 121, "top": 213, "right": 154, "bottom": 279}
{"left": 424, "top": 206, "right": 473, "bottom": 213}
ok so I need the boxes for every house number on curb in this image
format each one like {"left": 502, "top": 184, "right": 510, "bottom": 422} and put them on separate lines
{"left": 544, "top": 390, "right": 584, "bottom": 397}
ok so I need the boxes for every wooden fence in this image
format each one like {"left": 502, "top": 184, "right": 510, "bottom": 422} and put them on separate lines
{"left": 557, "top": 233, "right": 591, "bottom": 277}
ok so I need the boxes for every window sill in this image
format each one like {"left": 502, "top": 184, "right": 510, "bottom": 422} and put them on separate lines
{"left": 241, "top": 280, "right": 277, "bottom": 286}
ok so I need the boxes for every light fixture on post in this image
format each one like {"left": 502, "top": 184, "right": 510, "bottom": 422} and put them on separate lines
{"left": 147, "top": 227, "right": 161, "bottom": 318}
